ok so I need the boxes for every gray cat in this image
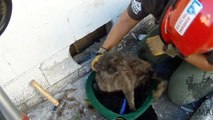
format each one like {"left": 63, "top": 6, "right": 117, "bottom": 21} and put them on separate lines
{"left": 94, "top": 52, "right": 167, "bottom": 110}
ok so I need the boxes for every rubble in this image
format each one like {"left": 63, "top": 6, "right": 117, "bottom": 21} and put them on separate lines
{"left": 27, "top": 74, "right": 105, "bottom": 120}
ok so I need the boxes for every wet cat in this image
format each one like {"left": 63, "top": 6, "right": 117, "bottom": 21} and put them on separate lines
{"left": 94, "top": 52, "right": 167, "bottom": 110}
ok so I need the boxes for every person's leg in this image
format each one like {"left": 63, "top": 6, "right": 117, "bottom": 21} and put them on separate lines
{"left": 168, "top": 62, "right": 213, "bottom": 105}
{"left": 190, "top": 92, "right": 213, "bottom": 119}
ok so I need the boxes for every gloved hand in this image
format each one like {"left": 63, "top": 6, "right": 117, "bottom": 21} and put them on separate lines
{"left": 91, "top": 47, "right": 108, "bottom": 71}
{"left": 146, "top": 35, "right": 165, "bottom": 56}
{"left": 146, "top": 35, "right": 181, "bottom": 58}
{"left": 164, "top": 44, "right": 180, "bottom": 58}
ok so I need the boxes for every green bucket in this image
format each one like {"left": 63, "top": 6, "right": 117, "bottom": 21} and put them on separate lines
{"left": 86, "top": 72, "right": 154, "bottom": 120}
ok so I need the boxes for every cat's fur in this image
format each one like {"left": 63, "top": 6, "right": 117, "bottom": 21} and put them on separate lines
{"left": 94, "top": 52, "right": 167, "bottom": 110}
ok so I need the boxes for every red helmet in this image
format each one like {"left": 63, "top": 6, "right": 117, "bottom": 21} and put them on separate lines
{"left": 161, "top": 0, "right": 213, "bottom": 56}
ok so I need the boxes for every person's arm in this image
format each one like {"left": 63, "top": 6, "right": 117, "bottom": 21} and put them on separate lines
{"left": 102, "top": 10, "right": 139, "bottom": 50}
{"left": 185, "top": 53, "right": 213, "bottom": 71}
{"left": 146, "top": 35, "right": 213, "bottom": 71}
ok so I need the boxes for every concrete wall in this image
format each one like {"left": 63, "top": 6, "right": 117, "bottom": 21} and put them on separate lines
{"left": 0, "top": 0, "right": 130, "bottom": 108}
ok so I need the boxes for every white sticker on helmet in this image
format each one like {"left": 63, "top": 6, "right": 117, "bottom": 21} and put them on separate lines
{"left": 175, "top": 0, "right": 203, "bottom": 36}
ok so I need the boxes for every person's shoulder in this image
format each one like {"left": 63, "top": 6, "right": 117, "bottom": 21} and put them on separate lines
{"left": 127, "top": 0, "right": 149, "bottom": 21}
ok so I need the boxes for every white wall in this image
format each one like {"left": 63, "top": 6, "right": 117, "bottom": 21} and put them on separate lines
{"left": 0, "top": 0, "right": 131, "bottom": 107}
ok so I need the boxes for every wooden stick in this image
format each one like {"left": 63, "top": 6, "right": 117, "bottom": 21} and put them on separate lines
{"left": 30, "top": 80, "right": 59, "bottom": 106}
